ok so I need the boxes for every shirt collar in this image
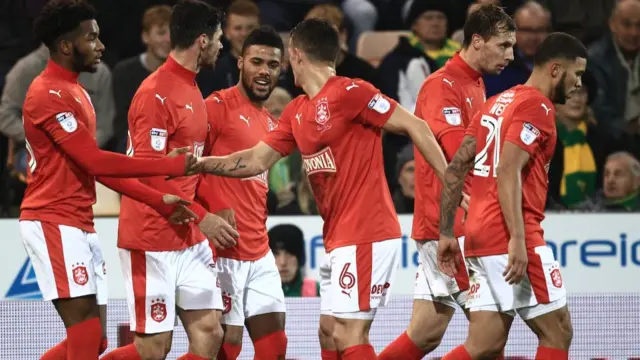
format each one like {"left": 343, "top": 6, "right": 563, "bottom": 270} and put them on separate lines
{"left": 163, "top": 55, "right": 197, "bottom": 85}
{"left": 43, "top": 59, "right": 79, "bottom": 82}
{"left": 449, "top": 52, "right": 482, "bottom": 81}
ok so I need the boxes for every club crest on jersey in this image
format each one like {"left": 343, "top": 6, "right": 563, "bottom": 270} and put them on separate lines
{"left": 302, "top": 147, "right": 337, "bottom": 176}
{"left": 56, "top": 112, "right": 78, "bottom": 133}
{"left": 520, "top": 123, "right": 540, "bottom": 145}
{"left": 315, "top": 97, "right": 332, "bottom": 132}
{"left": 150, "top": 298, "right": 167, "bottom": 322}
{"left": 368, "top": 93, "right": 391, "bottom": 114}
{"left": 442, "top": 107, "right": 462, "bottom": 126}
{"left": 150, "top": 128, "right": 168, "bottom": 151}
{"left": 71, "top": 262, "right": 88, "bottom": 286}
{"left": 267, "top": 117, "right": 277, "bottom": 132}
{"left": 222, "top": 291, "right": 232, "bottom": 314}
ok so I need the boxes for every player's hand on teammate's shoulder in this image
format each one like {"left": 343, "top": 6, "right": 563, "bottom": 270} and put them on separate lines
{"left": 504, "top": 237, "right": 528, "bottom": 285}
{"left": 215, "top": 208, "right": 237, "bottom": 230}
{"left": 166, "top": 146, "right": 203, "bottom": 176}
{"left": 162, "top": 194, "right": 199, "bottom": 224}
{"left": 437, "top": 235, "right": 461, "bottom": 277}
{"left": 199, "top": 212, "right": 239, "bottom": 249}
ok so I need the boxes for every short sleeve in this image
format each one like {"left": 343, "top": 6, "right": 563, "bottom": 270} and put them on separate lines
{"left": 415, "top": 77, "right": 466, "bottom": 140}
{"left": 341, "top": 78, "right": 399, "bottom": 128}
{"left": 204, "top": 93, "right": 225, "bottom": 154}
{"left": 504, "top": 96, "right": 555, "bottom": 155}
{"left": 262, "top": 100, "right": 297, "bottom": 156}
{"left": 23, "top": 89, "right": 87, "bottom": 145}
{"left": 128, "top": 90, "right": 172, "bottom": 158}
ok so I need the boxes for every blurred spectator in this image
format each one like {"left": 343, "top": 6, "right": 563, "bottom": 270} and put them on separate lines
{"left": 377, "top": 0, "right": 454, "bottom": 192}
{"left": 341, "top": 0, "right": 377, "bottom": 50}
{"left": 269, "top": 224, "right": 319, "bottom": 297}
{"left": 575, "top": 152, "right": 640, "bottom": 211}
{"left": 538, "top": 0, "right": 615, "bottom": 45}
{"left": 282, "top": 3, "right": 379, "bottom": 97}
{"left": 110, "top": 5, "right": 172, "bottom": 153}
{"left": 393, "top": 144, "right": 415, "bottom": 214}
{"left": 547, "top": 71, "right": 613, "bottom": 209}
{"left": 276, "top": 168, "right": 319, "bottom": 215}
{"left": 0, "top": 45, "right": 114, "bottom": 146}
{"left": 589, "top": 0, "right": 640, "bottom": 140}
{"left": 197, "top": 0, "right": 260, "bottom": 97}
{"left": 484, "top": 1, "right": 551, "bottom": 97}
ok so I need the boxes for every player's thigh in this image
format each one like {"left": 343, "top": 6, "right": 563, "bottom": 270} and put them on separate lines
{"left": 406, "top": 298, "right": 456, "bottom": 349}
{"left": 216, "top": 255, "right": 250, "bottom": 328}
{"left": 330, "top": 239, "right": 401, "bottom": 316}
{"left": 119, "top": 248, "right": 178, "bottom": 336}
{"left": 319, "top": 253, "right": 333, "bottom": 318}
{"left": 244, "top": 252, "right": 287, "bottom": 340}
{"left": 465, "top": 310, "right": 514, "bottom": 356}
{"left": 175, "top": 241, "right": 225, "bottom": 342}
{"left": 177, "top": 307, "right": 224, "bottom": 354}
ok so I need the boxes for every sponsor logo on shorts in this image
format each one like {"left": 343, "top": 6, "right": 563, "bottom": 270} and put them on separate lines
{"left": 339, "top": 263, "right": 356, "bottom": 298}
{"left": 150, "top": 298, "right": 167, "bottom": 322}
{"left": 370, "top": 282, "right": 391, "bottom": 298}
{"left": 550, "top": 265, "right": 563, "bottom": 288}
{"left": 222, "top": 291, "right": 232, "bottom": 314}
{"left": 71, "top": 263, "right": 89, "bottom": 286}
{"left": 302, "top": 147, "right": 337, "bottom": 176}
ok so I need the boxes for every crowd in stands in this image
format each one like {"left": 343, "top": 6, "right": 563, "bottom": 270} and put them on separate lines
{"left": 1, "top": 0, "right": 639, "bottom": 219}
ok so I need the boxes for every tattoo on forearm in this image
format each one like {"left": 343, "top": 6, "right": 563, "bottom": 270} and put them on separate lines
{"left": 209, "top": 162, "right": 226, "bottom": 175}
{"left": 440, "top": 136, "right": 476, "bottom": 237}
{"left": 229, "top": 158, "right": 246, "bottom": 172}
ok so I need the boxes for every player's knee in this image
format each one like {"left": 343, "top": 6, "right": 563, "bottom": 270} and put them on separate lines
{"left": 331, "top": 318, "right": 369, "bottom": 350}
{"left": 136, "top": 337, "right": 172, "bottom": 360}
{"left": 318, "top": 316, "right": 334, "bottom": 348}
{"left": 210, "top": 321, "right": 225, "bottom": 347}
{"left": 223, "top": 326, "right": 243, "bottom": 346}
{"left": 541, "top": 309, "right": 574, "bottom": 349}
{"left": 407, "top": 327, "right": 442, "bottom": 353}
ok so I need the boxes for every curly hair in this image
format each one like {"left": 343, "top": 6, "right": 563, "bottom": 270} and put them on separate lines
{"left": 34, "top": 0, "right": 96, "bottom": 52}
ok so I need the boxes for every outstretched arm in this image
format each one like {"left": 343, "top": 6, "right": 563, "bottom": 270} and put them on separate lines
{"left": 198, "top": 141, "right": 283, "bottom": 178}
{"left": 439, "top": 135, "right": 476, "bottom": 238}
{"left": 382, "top": 105, "right": 448, "bottom": 182}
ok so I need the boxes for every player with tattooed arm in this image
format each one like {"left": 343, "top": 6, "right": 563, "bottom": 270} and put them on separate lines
{"left": 437, "top": 33, "right": 586, "bottom": 360}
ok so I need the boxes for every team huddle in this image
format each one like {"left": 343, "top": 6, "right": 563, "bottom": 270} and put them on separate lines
{"left": 19, "top": 0, "right": 586, "bottom": 359}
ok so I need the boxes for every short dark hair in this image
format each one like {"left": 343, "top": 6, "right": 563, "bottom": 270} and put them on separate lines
{"left": 533, "top": 32, "right": 587, "bottom": 66}
{"left": 34, "top": 0, "right": 96, "bottom": 52}
{"left": 462, "top": 4, "right": 515, "bottom": 48}
{"left": 290, "top": 18, "right": 340, "bottom": 64}
{"left": 241, "top": 26, "right": 284, "bottom": 56}
{"left": 170, "top": 0, "right": 223, "bottom": 50}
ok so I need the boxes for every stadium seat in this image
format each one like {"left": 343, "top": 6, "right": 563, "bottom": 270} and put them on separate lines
{"left": 93, "top": 182, "right": 120, "bottom": 216}
{"left": 356, "top": 31, "right": 410, "bottom": 67}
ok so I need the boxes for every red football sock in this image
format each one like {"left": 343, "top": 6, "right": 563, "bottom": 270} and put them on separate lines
{"left": 66, "top": 317, "right": 102, "bottom": 360}
{"left": 40, "top": 339, "right": 67, "bottom": 360}
{"left": 217, "top": 343, "right": 242, "bottom": 360}
{"left": 101, "top": 344, "right": 141, "bottom": 360}
{"left": 535, "top": 346, "right": 568, "bottom": 360}
{"left": 378, "top": 332, "right": 427, "bottom": 360}
{"left": 341, "top": 344, "right": 377, "bottom": 360}
{"left": 253, "top": 330, "right": 288, "bottom": 360}
{"left": 441, "top": 345, "right": 472, "bottom": 360}
{"left": 321, "top": 349, "right": 340, "bottom": 360}
{"left": 176, "top": 353, "right": 209, "bottom": 360}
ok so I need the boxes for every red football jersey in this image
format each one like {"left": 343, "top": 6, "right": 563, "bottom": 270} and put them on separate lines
{"left": 263, "top": 76, "right": 402, "bottom": 252}
{"left": 20, "top": 60, "right": 98, "bottom": 232}
{"left": 204, "top": 86, "right": 277, "bottom": 261}
{"left": 118, "top": 56, "right": 208, "bottom": 251}
{"left": 464, "top": 85, "right": 556, "bottom": 257}
{"left": 412, "top": 53, "right": 485, "bottom": 241}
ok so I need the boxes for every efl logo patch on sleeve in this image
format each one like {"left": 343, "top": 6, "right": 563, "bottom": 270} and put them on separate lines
{"left": 520, "top": 122, "right": 540, "bottom": 145}
{"left": 56, "top": 112, "right": 78, "bottom": 133}
{"left": 442, "top": 107, "right": 462, "bottom": 126}
{"left": 150, "top": 128, "right": 168, "bottom": 151}
{"left": 368, "top": 93, "right": 391, "bottom": 114}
